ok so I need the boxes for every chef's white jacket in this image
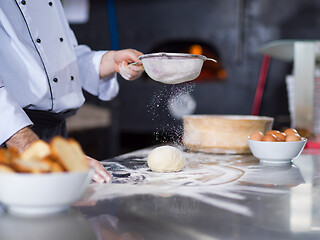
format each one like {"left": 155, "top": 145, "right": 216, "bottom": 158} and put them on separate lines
{"left": 0, "top": 0, "right": 119, "bottom": 144}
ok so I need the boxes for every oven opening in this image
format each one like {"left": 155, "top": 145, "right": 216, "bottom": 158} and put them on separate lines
{"left": 144, "top": 40, "right": 227, "bottom": 82}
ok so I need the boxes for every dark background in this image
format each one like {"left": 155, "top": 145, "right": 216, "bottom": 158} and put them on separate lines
{"left": 68, "top": 0, "right": 320, "bottom": 159}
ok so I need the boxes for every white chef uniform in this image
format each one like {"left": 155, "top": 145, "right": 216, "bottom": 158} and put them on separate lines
{"left": 0, "top": 0, "right": 119, "bottom": 144}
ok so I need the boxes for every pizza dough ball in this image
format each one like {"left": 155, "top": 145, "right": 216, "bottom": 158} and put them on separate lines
{"left": 147, "top": 146, "right": 186, "bottom": 172}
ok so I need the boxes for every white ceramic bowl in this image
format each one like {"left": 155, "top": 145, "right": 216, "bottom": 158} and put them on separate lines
{"left": 0, "top": 170, "right": 93, "bottom": 216}
{"left": 247, "top": 138, "right": 307, "bottom": 164}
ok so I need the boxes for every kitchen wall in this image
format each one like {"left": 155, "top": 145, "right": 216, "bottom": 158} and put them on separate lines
{"left": 70, "top": 0, "right": 320, "bottom": 153}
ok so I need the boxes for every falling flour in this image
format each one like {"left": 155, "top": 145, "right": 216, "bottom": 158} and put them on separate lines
{"left": 147, "top": 83, "right": 195, "bottom": 145}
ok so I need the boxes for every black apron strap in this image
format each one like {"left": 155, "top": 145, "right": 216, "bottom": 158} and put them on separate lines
{"left": 23, "top": 109, "right": 76, "bottom": 142}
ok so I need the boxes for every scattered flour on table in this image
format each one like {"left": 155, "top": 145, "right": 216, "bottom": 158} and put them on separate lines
{"left": 87, "top": 150, "right": 261, "bottom": 217}
{"left": 86, "top": 149, "right": 296, "bottom": 217}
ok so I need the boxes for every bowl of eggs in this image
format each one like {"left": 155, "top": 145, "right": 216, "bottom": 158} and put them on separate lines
{"left": 247, "top": 128, "right": 307, "bottom": 164}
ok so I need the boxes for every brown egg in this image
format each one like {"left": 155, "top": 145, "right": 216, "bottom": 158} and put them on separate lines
{"left": 273, "top": 132, "right": 286, "bottom": 142}
{"left": 262, "top": 134, "right": 278, "bottom": 142}
{"left": 286, "top": 133, "right": 302, "bottom": 142}
{"left": 265, "top": 130, "right": 280, "bottom": 135}
{"left": 249, "top": 131, "right": 264, "bottom": 141}
{"left": 284, "top": 128, "right": 298, "bottom": 136}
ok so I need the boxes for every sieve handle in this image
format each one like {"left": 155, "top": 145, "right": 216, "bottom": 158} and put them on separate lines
{"left": 129, "top": 61, "right": 143, "bottom": 66}
{"left": 204, "top": 57, "right": 217, "bottom": 63}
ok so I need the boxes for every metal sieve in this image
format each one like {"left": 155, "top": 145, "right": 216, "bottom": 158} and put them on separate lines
{"left": 138, "top": 52, "right": 217, "bottom": 84}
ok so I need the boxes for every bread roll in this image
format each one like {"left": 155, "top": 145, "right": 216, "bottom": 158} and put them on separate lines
{"left": 12, "top": 159, "right": 51, "bottom": 173}
{"left": 50, "top": 136, "right": 89, "bottom": 172}
{"left": 20, "top": 140, "right": 51, "bottom": 161}
{"left": 0, "top": 164, "right": 15, "bottom": 173}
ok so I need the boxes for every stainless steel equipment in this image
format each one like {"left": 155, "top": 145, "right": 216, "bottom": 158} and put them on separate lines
{"left": 259, "top": 40, "right": 320, "bottom": 134}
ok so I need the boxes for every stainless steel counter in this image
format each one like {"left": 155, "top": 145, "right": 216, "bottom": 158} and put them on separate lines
{"left": 80, "top": 147, "right": 320, "bottom": 240}
{"left": 2, "top": 147, "right": 320, "bottom": 240}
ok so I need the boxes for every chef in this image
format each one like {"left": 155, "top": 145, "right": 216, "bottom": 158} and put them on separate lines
{"left": 0, "top": 1, "right": 144, "bottom": 183}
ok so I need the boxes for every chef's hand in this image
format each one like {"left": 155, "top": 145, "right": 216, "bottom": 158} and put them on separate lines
{"left": 118, "top": 60, "right": 144, "bottom": 80}
{"left": 86, "top": 155, "right": 111, "bottom": 183}
{"left": 100, "top": 49, "right": 144, "bottom": 80}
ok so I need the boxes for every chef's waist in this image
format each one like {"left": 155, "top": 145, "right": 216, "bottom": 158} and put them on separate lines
{"left": 23, "top": 108, "right": 78, "bottom": 124}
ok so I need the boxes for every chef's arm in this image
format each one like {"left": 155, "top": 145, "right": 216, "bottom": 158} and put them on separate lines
{"left": 0, "top": 80, "right": 34, "bottom": 150}
{"left": 67, "top": 27, "right": 143, "bottom": 79}
{"left": 6, "top": 127, "right": 39, "bottom": 152}
{"left": 74, "top": 46, "right": 144, "bottom": 101}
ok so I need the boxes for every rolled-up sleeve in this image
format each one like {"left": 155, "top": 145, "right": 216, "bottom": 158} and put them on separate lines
{"left": 74, "top": 45, "right": 119, "bottom": 101}
{"left": 0, "top": 79, "right": 33, "bottom": 145}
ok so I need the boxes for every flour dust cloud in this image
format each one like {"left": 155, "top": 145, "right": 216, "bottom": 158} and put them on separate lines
{"left": 147, "top": 83, "right": 196, "bottom": 145}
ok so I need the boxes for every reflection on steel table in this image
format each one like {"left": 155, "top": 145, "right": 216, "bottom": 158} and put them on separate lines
{"left": 75, "top": 146, "right": 320, "bottom": 240}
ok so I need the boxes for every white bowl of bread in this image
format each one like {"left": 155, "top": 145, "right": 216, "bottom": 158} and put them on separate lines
{"left": 0, "top": 136, "right": 92, "bottom": 216}
{"left": 182, "top": 115, "right": 274, "bottom": 154}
